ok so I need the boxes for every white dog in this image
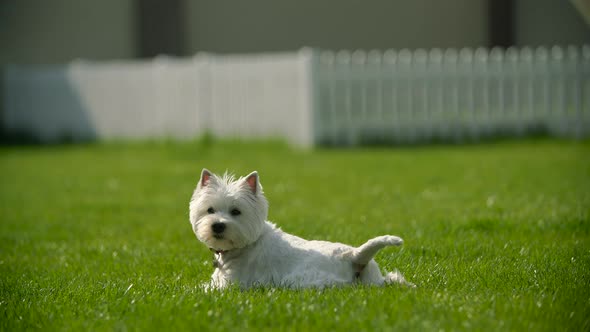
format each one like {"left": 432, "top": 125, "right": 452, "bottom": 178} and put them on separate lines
{"left": 189, "top": 169, "right": 414, "bottom": 289}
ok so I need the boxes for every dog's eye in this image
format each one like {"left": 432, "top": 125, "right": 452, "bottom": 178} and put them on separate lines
{"left": 230, "top": 208, "right": 241, "bottom": 216}
{"left": 207, "top": 207, "right": 215, "bottom": 214}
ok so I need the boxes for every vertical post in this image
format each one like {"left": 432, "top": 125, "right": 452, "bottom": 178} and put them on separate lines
{"left": 520, "top": 47, "right": 534, "bottom": 130}
{"left": 488, "top": 0, "right": 514, "bottom": 48}
{"left": 534, "top": 46, "right": 551, "bottom": 127}
{"left": 429, "top": 49, "right": 443, "bottom": 138}
{"left": 352, "top": 50, "right": 367, "bottom": 144}
{"left": 399, "top": 49, "right": 412, "bottom": 142}
{"left": 414, "top": 49, "right": 428, "bottom": 140}
{"left": 298, "top": 47, "right": 317, "bottom": 147}
{"left": 567, "top": 45, "right": 582, "bottom": 137}
{"left": 336, "top": 50, "right": 353, "bottom": 145}
{"left": 137, "top": 0, "right": 185, "bottom": 58}
{"left": 551, "top": 46, "right": 566, "bottom": 136}
{"left": 444, "top": 48, "right": 459, "bottom": 140}
{"left": 506, "top": 47, "right": 519, "bottom": 134}
{"left": 384, "top": 50, "right": 398, "bottom": 141}
{"left": 475, "top": 48, "right": 489, "bottom": 135}
{"left": 320, "top": 51, "right": 337, "bottom": 144}
{"left": 459, "top": 48, "right": 475, "bottom": 137}
{"left": 583, "top": 45, "right": 590, "bottom": 137}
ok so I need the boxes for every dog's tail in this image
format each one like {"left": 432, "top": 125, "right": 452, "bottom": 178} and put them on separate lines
{"left": 350, "top": 235, "right": 403, "bottom": 266}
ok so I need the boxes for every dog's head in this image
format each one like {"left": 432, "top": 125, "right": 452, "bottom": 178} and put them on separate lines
{"left": 189, "top": 169, "right": 269, "bottom": 252}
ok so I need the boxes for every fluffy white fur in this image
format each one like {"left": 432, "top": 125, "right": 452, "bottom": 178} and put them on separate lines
{"left": 189, "top": 169, "right": 414, "bottom": 289}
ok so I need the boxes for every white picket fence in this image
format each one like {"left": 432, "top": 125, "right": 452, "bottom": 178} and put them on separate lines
{"left": 314, "top": 45, "right": 590, "bottom": 144}
{"left": 2, "top": 51, "right": 314, "bottom": 145}
{"left": 2, "top": 46, "right": 589, "bottom": 146}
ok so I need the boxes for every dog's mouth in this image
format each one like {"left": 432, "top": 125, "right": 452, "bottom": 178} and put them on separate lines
{"left": 213, "top": 234, "right": 224, "bottom": 239}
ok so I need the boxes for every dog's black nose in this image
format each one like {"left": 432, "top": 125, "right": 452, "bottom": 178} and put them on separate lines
{"left": 212, "top": 222, "right": 226, "bottom": 234}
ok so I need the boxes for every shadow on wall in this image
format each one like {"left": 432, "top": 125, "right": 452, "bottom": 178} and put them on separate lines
{"left": 1, "top": 65, "right": 96, "bottom": 144}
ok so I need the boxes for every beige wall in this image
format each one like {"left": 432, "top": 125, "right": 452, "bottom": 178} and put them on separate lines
{"left": 184, "top": 0, "right": 489, "bottom": 53}
{"left": 0, "top": 0, "right": 137, "bottom": 65}
{"left": 1, "top": 0, "right": 588, "bottom": 65}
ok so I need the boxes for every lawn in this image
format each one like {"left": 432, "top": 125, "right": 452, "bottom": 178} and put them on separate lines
{"left": 1, "top": 139, "right": 589, "bottom": 331}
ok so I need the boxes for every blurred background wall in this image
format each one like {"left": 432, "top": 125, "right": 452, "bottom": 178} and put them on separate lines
{"left": 1, "top": 0, "right": 588, "bottom": 66}
{"left": 0, "top": 0, "right": 137, "bottom": 64}
{"left": 183, "top": 1, "right": 489, "bottom": 53}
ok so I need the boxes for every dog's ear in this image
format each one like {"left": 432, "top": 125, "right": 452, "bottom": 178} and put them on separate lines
{"left": 199, "top": 168, "right": 213, "bottom": 188}
{"left": 243, "top": 171, "right": 259, "bottom": 194}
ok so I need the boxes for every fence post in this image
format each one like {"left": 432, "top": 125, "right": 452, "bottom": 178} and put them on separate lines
{"left": 413, "top": 49, "right": 428, "bottom": 140}
{"left": 567, "top": 45, "right": 582, "bottom": 138}
{"left": 297, "top": 47, "right": 317, "bottom": 147}
{"left": 533, "top": 47, "right": 550, "bottom": 130}
{"left": 550, "top": 46, "right": 566, "bottom": 136}
{"left": 428, "top": 48, "right": 443, "bottom": 139}
{"left": 383, "top": 49, "right": 398, "bottom": 141}
{"left": 442, "top": 48, "right": 459, "bottom": 140}
{"left": 459, "top": 48, "right": 475, "bottom": 138}
{"left": 474, "top": 47, "right": 489, "bottom": 135}
{"left": 583, "top": 45, "right": 590, "bottom": 137}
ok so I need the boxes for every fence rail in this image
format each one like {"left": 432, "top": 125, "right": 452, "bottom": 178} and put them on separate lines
{"left": 2, "top": 46, "right": 589, "bottom": 146}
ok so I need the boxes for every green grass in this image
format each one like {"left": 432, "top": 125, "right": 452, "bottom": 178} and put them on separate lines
{"left": 1, "top": 139, "right": 589, "bottom": 331}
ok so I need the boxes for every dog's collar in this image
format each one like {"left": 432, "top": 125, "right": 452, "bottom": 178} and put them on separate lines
{"left": 210, "top": 248, "right": 229, "bottom": 268}
{"left": 210, "top": 248, "right": 228, "bottom": 255}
